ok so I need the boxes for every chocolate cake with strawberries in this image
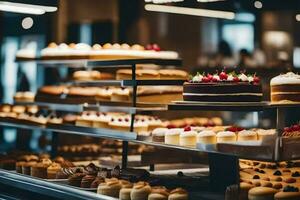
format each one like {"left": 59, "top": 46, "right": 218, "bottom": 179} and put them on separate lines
{"left": 183, "top": 71, "right": 262, "bottom": 102}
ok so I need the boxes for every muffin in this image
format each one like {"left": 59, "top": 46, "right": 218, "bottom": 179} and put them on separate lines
{"left": 47, "top": 162, "right": 61, "bottom": 179}
{"left": 22, "top": 161, "right": 38, "bottom": 175}
{"left": 119, "top": 187, "right": 133, "bottom": 200}
{"left": 168, "top": 188, "right": 188, "bottom": 200}
{"left": 31, "top": 159, "right": 52, "bottom": 179}
{"left": 16, "top": 161, "right": 26, "bottom": 173}
{"left": 130, "top": 181, "right": 152, "bottom": 200}
{"left": 97, "top": 178, "right": 122, "bottom": 198}
{"left": 119, "top": 180, "right": 133, "bottom": 200}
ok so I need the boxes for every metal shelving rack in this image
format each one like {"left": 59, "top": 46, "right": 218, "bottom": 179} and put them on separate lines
{"left": 1, "top": 57, "right": 299, "bottom": 199}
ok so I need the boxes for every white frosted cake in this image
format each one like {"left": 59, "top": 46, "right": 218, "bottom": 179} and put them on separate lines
{"left": 270, "top": 72, "right": 300, "bottom": 103}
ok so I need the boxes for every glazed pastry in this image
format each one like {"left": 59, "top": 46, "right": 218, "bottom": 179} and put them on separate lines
{"left": 168, "top": 188, "right": 188, "bottom": 200}
{"left": 130, "top": 181, "right": 152, "bottom": 200}
{"left": 248, "top": 187, "right": 278, "bottom": 200}
{"left": 97, "top": 178, "right": 122, "bottom": 198}
{"left": 47, "top": 162, "right": 61, "bottom": 179}
{"left": 148, "top": 186, "right": 169, "bottom": 200}
{"left": 81, "top": 174, "right": 96, "bottom": 188}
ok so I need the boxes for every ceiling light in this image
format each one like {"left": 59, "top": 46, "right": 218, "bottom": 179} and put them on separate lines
{"left": 254, "top": 1, "right": 263, "bottom": 9}
{"left": 145, "top": 4, "right": 235, "bottom": 19}
{"left": 145, "top": 0, "right": 184, "bottom": 3}
{"left": 0, "top": 1, "right": 57, "bottom": 15}
{"left": 296, "top": 14, "right": 300, "bottom": 22}
{"left": 22, "top": 17, "right": 34, "bottom": 29}
{"left": 197, "top": 0, "right": 225, "bottom": 2}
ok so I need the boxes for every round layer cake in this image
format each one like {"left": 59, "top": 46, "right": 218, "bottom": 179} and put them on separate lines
{"left": 183, "top": 72, "right": 262, "bottom": 102}
{"left": 270, "top": 72, "right": 300, "bottom": 103}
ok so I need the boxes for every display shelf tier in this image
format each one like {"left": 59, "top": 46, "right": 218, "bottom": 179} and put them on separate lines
{"left": 169, "top": 101, "right": 300, "bottom": 111}
{"left": 1, "top": 119, "right": 297, "bottom": 161}
{"left": 15, "top": 101, "right": 167, "bottom": 113}
{"left": 168, "top": 101, "right": 268, "bottom": 111}
{"left": 0, "top": 120, "right": 137, "bottom": 140}
{"left": 68, "top": 79, "right": 185, "bottom": 87}
{"left": 0, "top": 169, "right": 116, "bottom": 200}
{"left": 16, "top": 58, "right": 182, "bottom": 68}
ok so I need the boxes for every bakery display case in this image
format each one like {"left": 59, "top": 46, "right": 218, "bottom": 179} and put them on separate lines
{"left": 0, "top": 54, "right": 300, "bottom": 200}
{"left": 2, "top": 1, "right": 300, "bottom": 199}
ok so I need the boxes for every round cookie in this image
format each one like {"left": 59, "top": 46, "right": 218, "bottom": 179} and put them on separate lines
{"left": 248, "top": 187, "right": 278, "bottom": 200}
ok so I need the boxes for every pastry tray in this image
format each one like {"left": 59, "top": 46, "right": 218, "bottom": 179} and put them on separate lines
{"left": 16, "top": 58, "right": 182, "bottom": 68}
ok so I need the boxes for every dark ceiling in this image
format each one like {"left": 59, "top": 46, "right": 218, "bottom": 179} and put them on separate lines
{"left": 148, "top": 0, "right": 300, "bottom": 12}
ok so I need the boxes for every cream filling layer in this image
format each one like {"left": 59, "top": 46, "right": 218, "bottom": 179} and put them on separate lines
{"left": 183, "top": 93, "right": 262, "bottom": 96}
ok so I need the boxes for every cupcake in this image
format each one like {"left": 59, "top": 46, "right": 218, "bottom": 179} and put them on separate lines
{"left": 216, "top": 131, "right": 236, "bottom": 143}
{"left": 165, "top": 128, "right": 182, "bottom": 145}
{"left": 97, "top": 178, "right": 122, "bottom": 198}
{"left": 31, "top": 159, "right": 52, "bottom": 179}
{"left": 130, "top": 181, "right": 152, "bottom": 200}
{"left": 21, "top": 155, "right": 39, "bottom": 175}
{"left": 168, "top": 188, "right": 188, "bottom": 200}
{"left": 197, "top": 130, "right": 217, "bottom": 144}
{"left": 238, "top": 130, "right": 258, "bottom": 141}
{"left": 81, "top": 174, "right": 96, "bottom": 188}
{"left": 16, "top": 161, "right": 26, "bottom": 173}
{"left": 47, "top": 162, "right": 61, "bottom": 179}
{"left": 179, "top": 128, "right": 197, "bottom": 147}
{"left": 152, "top": 128, "right": 168, "bottom": 143}
{"left": 68, "top": 173, "right": 85, "bottom": 187}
